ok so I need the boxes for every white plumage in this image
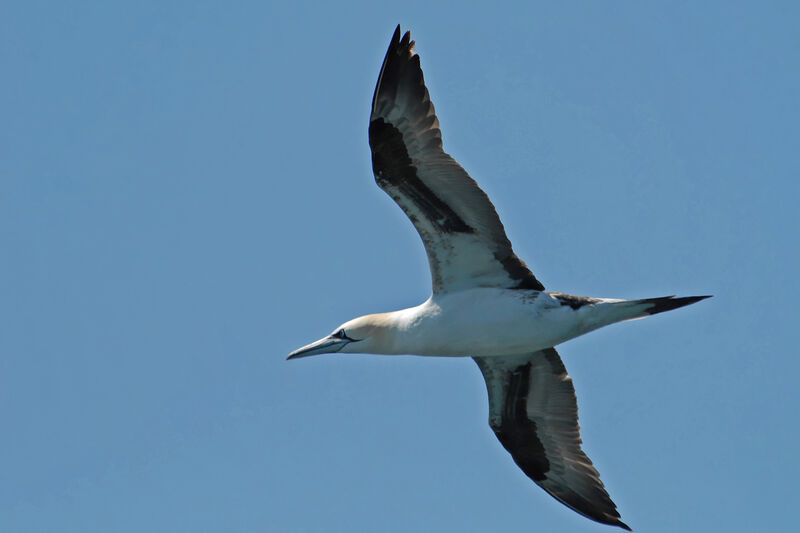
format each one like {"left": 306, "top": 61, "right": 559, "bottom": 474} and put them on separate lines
{"left": 289, "top": 26, "right": 710, "bottom": 531}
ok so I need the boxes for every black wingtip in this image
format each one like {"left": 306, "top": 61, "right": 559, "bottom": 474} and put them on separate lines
{"left": 388, "top": 24, "right": 413, "bottom": 52}
{"left": 642, "top": 294, "right": 712, "bottom": 316}
{"left": 590, "top": 511, "right": 631, "bottom": 530}
{"left": 588, "top": 514, "right": 631, "bottom": 530}
{"left": 400, "top": 28, "right": 411, "bottom": 47}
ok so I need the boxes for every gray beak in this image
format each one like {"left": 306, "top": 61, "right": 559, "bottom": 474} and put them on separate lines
{"left": 287, "top": 335, "right": 349, "bottom": 360}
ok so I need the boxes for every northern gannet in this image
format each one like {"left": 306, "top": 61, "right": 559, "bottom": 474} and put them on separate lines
{"left": 288, "top": 26, "right": 710, "bottom": 530}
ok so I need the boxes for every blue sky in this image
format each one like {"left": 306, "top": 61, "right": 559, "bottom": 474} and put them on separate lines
{"left": 2, "top": 1, "right": 798, "bottom": 532}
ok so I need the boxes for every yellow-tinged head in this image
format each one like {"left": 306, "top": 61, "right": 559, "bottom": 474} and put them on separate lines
{"left": 287, "top": 313, "right": 396, "bottom": 359}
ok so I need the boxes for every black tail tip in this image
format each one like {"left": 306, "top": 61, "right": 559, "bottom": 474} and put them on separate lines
{"left": 642, "top": 295, "right": 712, "bottom": 316}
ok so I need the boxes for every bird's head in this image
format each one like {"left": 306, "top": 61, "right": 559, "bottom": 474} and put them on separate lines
{"left": 287, "top": 314, "right": 392, "bottom": 359}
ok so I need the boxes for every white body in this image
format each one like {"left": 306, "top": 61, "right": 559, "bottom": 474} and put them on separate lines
{"left": 344, "top": 289, "right": 633, "bottom": 357}
{"left": 286, "top": 28, "right": 710, "bottom": 528}
{"left": 286, "top": 27, "right": 711, "bottom": 528}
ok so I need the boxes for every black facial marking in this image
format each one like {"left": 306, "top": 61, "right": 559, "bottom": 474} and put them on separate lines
{"left": 369, "top": 118, "right": 473, "bottom": 234}
{"left": 333, "top": 329, "right": 357, "bottom": 342}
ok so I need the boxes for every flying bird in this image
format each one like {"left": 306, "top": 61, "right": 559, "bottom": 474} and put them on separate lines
{"left": 289, "top": 25, "right": 709, "bottom": 530}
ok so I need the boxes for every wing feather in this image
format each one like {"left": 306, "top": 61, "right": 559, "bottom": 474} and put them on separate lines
{"left": 369, "top": 26, "right": 543, "bottom": 294}
{"left": 474, "top": 350, "right": 631, "bottom": 530}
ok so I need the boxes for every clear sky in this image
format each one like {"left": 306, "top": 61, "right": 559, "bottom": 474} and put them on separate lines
{"left": 2, "top": 1, "right": 798, "bottom": 532}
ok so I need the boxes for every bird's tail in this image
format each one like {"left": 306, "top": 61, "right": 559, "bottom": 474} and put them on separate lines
{"left": 611, "top": 295, "right": 712, "bottom": 322}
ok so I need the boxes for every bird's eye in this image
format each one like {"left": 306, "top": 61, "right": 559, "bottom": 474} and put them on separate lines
{"left": 333, "top": 329, "right": 357, "bottom": 342}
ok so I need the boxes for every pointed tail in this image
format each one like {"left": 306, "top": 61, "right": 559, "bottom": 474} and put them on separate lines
{"left": 572, "top": 294, "right": 711, "bottom": 338}
{"left": 636, "top": 295, "right": 712, "bottom": 316}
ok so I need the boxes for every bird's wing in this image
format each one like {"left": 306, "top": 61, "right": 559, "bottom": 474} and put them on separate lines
{"left": 473, "top": 350, "right": 630, "bottom": 530}
{"left": 369, "top": 26, "right": 543, "bottom": 294}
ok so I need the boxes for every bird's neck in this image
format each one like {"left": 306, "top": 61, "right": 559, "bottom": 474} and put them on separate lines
{"left": 354, "top": 299, "right": 438, "bottom": 355}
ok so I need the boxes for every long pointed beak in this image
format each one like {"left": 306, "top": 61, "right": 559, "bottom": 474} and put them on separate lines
{"left": 287, "top": 335, "right": 349, "bottom": 360}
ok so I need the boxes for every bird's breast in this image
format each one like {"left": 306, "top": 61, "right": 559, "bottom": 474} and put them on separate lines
{"left": 393, "top": 289, "right": 581, "bottom": 357}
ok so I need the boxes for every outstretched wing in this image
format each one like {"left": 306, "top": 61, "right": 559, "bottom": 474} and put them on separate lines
{"left": 369, "top": 26, "right": 543, "bottom": 294}
{"left": 473, "top": 350, "right": 631, "bottom": 530}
